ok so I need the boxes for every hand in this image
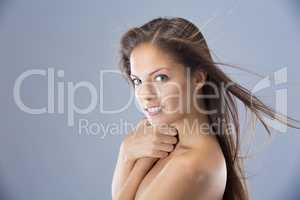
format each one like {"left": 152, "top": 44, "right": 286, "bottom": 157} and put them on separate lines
{"left": 121, "top": 118, "right": 179, "bottom": 162}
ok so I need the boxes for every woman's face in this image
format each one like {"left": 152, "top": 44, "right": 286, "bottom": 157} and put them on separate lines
{"left": 129, "top": 43, "right": 200, "bottom": 126}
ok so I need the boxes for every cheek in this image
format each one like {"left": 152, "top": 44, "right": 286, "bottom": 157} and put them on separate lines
{"left": 160, "top": 81, "right": 189, "bottom": 113}
{"left": 134, "top": 90, "right": 144, "bottom": 110}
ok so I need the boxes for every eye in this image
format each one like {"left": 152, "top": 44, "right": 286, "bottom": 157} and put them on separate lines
{"left": 154, "top": 74, "right": 169, "bottom": 82}
{"left": 132, "top": 78, "right": 141, "bottom": 86}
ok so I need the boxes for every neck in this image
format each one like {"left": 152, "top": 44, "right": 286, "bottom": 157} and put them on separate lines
{"left": 169, "top": 112, "right": 212, "bottom": 150}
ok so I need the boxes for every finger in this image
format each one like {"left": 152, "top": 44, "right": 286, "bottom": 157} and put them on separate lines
{"left": 156, "top": 134, "right": 178, "bottom": 144}
{"left": 136, "top": 118, "right": 152, "bottom": 136}
{"left": 153, "top": 143, "right": 174, "bottom": 152}
{"left": 157, "top": 125, "right": 178, "bottom": 136}
{"left": 168, "top": 125, "right": 179, "bottom": 136}
{"left": 148, "top": 150, "right": 169, "bottom": 158}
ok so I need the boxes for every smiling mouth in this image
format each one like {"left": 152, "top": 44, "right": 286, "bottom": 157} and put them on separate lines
{"left": 144, "top": 106, "right": 162, "bottom": 116}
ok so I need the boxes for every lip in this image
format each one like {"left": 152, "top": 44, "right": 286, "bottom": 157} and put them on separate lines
{"left": 144, "top": 104, "right": 160, "bottom": 110}
{"left": 144, "top": 105, "right": 162, "bottom": 117}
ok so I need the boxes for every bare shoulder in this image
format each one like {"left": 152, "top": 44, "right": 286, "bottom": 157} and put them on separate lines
{"left": 138, "top": 135, "right": 227, "bottom": 200}
{"left": 175, "top": 136, "right": 227, "bottom": 178}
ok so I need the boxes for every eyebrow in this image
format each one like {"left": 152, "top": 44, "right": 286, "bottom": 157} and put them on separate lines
{"left": 130, "top": 67, "right": 169, "bottom": 78}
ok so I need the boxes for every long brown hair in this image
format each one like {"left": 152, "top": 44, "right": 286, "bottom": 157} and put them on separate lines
{"left": 118, "top": 17, "right": 300, "bottom": 200}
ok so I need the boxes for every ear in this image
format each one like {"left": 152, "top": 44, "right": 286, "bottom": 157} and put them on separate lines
{"left": 192, "top": 70, "right": 207, "bottom": 89}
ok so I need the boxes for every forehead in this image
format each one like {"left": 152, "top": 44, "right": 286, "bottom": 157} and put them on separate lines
{"left": 129, "top": 43, "right": 175, "bottom": 77}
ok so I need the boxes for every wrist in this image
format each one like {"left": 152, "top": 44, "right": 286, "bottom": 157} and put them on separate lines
{"left": 120, "top": 142, "right": 136, "bottom": 163}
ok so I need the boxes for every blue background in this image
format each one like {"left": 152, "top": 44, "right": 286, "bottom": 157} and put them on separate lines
{"left": 0, "top": 0, "right": 300, "bottom": 199}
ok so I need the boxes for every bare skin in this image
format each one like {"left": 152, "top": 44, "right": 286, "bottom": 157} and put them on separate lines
{"left": 111, "top": 119, "right": 179, "bottom": 199}
{"left": 111, "top": 43, "right": 227, "bottom": 200}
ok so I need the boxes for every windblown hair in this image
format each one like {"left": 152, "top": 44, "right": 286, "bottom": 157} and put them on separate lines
{"left": 118, "top": 17, "right": 300, "bottom": 200}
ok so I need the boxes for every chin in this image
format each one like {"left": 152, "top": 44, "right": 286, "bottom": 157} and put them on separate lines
{"left": 146, "top": 113, "right": 183, "bottom": 127}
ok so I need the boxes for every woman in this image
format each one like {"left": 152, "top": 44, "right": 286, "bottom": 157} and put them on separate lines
{"left": 111, "top": 17, "right": 300, "bottom": 200}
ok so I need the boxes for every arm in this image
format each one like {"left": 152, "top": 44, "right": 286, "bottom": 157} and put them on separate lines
{"left": 114, "top": 158, "right": 158, "bottom": 200}
{"left": 111, "top": 142, "right": 136, "bottom": 199}
{"left": 137, "top": 155, "right": 226, "bottom": 200}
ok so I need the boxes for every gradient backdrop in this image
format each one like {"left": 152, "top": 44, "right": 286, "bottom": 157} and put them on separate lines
{"left": 0, "top": 0, "right": 300, "bottom": 199}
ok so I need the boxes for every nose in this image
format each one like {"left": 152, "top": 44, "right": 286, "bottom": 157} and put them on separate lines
{"left": 136, "top": 81, "right": 158, "bottom": 101}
